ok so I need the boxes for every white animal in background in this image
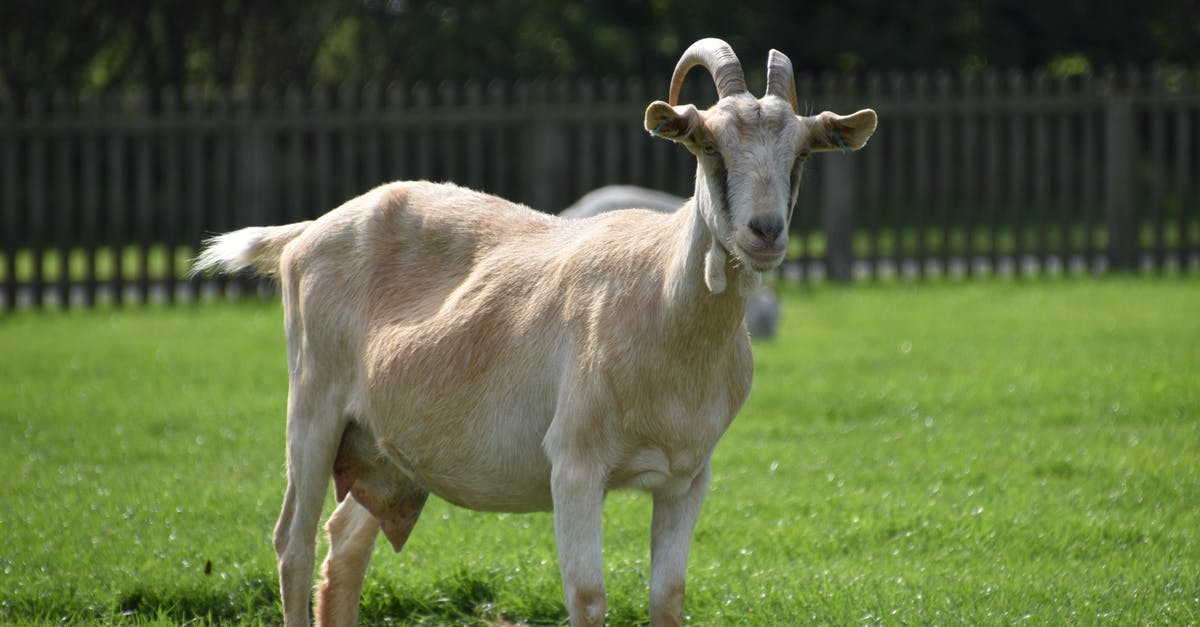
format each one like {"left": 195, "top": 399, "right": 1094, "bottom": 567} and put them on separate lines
{"left": 193, "top": 38, "right": 875, "bottom": 627}
{"left": 744, "top": 284, "right": 781, "bottom": 340}
{"left": 558, "top": 184, "right": 686, "bottom": 219}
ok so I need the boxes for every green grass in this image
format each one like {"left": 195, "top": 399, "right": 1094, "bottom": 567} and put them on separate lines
{"left": 1, "top": 278, "right": 1198, "bottom": 625}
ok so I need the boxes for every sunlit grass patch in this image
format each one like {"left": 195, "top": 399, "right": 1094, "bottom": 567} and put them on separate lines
{"left": 1, "top": 278, "right": 1197, "bottom": 624}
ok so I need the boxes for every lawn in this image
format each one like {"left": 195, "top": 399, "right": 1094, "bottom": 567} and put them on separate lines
{"left": 1, "top": 278, "right": 1197, "bottom": 625}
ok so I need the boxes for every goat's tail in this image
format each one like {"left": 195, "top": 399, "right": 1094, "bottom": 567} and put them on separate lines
{"left": 191, "top": 221, "right": 313, "bottom": 277}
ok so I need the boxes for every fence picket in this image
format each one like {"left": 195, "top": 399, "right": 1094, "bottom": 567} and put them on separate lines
{"left": 935, "top": 71, "right": 952, "bottom": 275}
{"left": 182, "top": 89, "right": 204, "bottom": 302}
{"left": 362, "top": 84, "right": 383, "bottom": 189}
{"left": 464, "top": 81, "right": 484, "bottom": 192}
{"left": 1177, "top": 84, "right": 1195, "bottom": 270}
{"left": 1080, "top": 75, "right": 1099, "bottom": 272}
{"left": 886, "top": 71, "right": 907, "bottom": 277}
{"left": 414, "top": 83, "right": 434, "bottom": 183}
{"left": 284, "top": 87, "right": 306, "bottom": 224}
{"left": 337, "top": 86, "right": 358, "bottom": 201}
{"left": 213, "top": 90, "right": 234, "bottom": 296}
{"left": 865, "top": 72, "right": 885, "bottom": 278}
{"left": 1055, "top": 76, "right": 1072, "bottom": 272}
{"left": 133, "top": 90, "right": 153, "bottom": 303}
{"left": 1, "top": 95, "right": 14, "bottom": 308}
{"left": 50, "top": 91, "right": 72, "bottom": 305}
{"left": 1104, "top": 69, "right": 1137, "bottom": 271}
{"left": 106, "top": 92, "right": 127, "bottom": 305}
{"left": 80, "top": 92, "right": 100, "bottom": 306}
{"left": 960, "top": 72, "right": 979, "bottom": 277}
{"left": 27, "top": 92, "right": 46, "bottom": 307}
{"left": 1032, "top": 73, "right": 1051, "bottom": 274}
{"left": 1149, "top": 69, "right": 1169, "bottom": 272}
{"left": 625, "top": 78, "right": 647, "bottom": 194}
{"left": 312, "top": 88, "right": 332, "bottom": 216}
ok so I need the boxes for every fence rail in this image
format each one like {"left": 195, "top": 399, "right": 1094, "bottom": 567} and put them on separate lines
{"left": 2, "top": 68, "right": 1198, "bottom": 309}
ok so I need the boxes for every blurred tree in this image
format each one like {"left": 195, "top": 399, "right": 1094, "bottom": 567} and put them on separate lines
{"left": 1, "top": 0, "right": 1196, "bottom": 98}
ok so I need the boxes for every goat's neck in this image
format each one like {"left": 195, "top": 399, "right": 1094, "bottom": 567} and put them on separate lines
{"left": 662, "top": 198, "right": 752, "bottom": 340}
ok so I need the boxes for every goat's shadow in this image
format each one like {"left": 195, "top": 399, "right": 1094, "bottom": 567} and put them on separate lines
{"left": 108, "top": 567, "right": 648, "bottom": 626}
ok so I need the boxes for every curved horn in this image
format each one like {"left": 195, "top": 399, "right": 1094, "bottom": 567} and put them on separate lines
{"left": 668, "top": 38, "right": 748, "bottom": 106}
{"left": 764, "top": 49, "right": 798, "bottom": 113}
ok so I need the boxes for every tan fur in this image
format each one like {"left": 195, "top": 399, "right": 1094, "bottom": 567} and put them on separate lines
{"left": 193, "top": 39, "right": 875, "bottom": 627}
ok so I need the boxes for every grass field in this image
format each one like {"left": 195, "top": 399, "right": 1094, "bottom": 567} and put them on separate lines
{"left": 1, "top": 278, "right": 1197, "bottom": 625}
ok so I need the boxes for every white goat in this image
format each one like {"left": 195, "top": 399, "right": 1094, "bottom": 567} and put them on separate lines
{"left": 193, "top": 38, "right": 875, "bottom": 627}
{"left": 558, "top": 184, "right": 686, "bottom": 219}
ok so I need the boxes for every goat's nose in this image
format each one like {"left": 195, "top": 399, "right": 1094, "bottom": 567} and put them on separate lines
{"left": 748, "top": 216, "right": 785, "bottom": 246}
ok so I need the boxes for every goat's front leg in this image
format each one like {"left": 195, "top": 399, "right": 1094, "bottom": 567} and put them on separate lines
{"left": 551, "top": 461, "right": 608, "bottom": 627}
{"left": 649, "top": 461, "right": 711, "bottom": 627}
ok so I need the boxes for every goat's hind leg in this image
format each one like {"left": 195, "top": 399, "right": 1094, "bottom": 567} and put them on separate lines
{"left": 315, "top": 487, "right": 428, "bottom": 627}
{"left": 274, "top": 388, "right": 346, "bottom": 627}
{"left": 315, "top": 497, "right": 380, "bottom": 627}
{"left": 317, "top": 423, "right": 429, "bottom": 625}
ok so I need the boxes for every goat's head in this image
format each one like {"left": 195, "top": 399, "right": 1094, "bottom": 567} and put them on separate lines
{"left": 645, "top": 38, "right": 877, "bottom": 293}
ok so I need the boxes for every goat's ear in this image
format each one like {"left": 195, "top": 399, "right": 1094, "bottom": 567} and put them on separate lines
{"left": 805, "top": 108, "right": 878, "bottom": 153}
{"left": 645, "top": 101, "right": 703, "bottom": 143}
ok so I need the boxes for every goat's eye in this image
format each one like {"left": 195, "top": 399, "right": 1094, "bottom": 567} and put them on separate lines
{"left": 797, "top": 149, "right": 811, "bottom": 161}
{"left": 701, "top": 140, "right": 719, "bottom": 156}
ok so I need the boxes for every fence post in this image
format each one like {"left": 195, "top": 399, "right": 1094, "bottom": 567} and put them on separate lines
{"left": 822, "top": 153, "right": 856, "bottom": 282}
{"left": 1104, "top": 72, "right": 1136, "bottom": 271}
{"left": 526, "top": 80, "right": 569, "bottom": 213}
{"left": 238, "top": 90, "right": 268, "bottom": 228}
{"left": 1, "top": 93, "right": 17, "bottom": 310}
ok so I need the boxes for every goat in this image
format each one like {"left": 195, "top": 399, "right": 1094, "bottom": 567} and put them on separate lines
{"left": 558, "top": 184, "right": 686, "bottom": 219}
{"left": 560, "top": 184, "right": 782, "bottom": 339}
{"left": 193, "top": 38, "right": 876, "bottom": 627}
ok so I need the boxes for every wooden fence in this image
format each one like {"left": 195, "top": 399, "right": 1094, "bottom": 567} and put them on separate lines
{"left": 1, "top": 67, "right": 1198, "bottom": 309}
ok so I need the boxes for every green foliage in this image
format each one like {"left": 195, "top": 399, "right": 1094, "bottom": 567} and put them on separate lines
{"left": 2, "top": 1, "right": 1197, "bottom": 95}
{"left": 1, "top": 279, "right": 1198, "bottom": 624}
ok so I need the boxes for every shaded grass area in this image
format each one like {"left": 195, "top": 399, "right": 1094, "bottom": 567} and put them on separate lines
{"left": 1, "top": 278, "right": 1197, "bottom": 625}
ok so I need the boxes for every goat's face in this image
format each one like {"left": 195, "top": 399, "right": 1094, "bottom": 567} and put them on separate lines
{"left": 646, "top": 39, "right": 877, "bottom": 278}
